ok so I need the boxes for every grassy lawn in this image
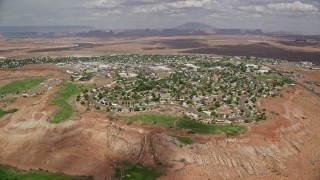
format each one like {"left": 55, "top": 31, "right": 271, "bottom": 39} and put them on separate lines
{"left": 0, "top": 78, "right": 45, "bottom": 95}
{"left": 256, "top": 75, "right": 285, "bottom": 81}
{"left": 122, "top": 113, "right": 244, "bottom": 136}
{"left": 0, "top": 109, "right": 18, "bottom": 119}
{"left": 0, "top": 97, "right": 17, "bottom": 103}
{"left": 50, "top": 82, "right": 82, "bottom": 123}
{"left": 176, "top": 118, "right": 243, "bottom": 136}
{"left": 0, "top": 165, "right": 90, "bottom": 180}
{"left": 114, "top": 161, "right": 160, "bottom": 180}
{"left": 125, "top": 113, "right": 179, "bottom": 127}
{"left": 169, "top": 134, "right": 193, "bottom": 144}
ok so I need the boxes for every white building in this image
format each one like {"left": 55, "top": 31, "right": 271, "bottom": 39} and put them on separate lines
{"left": 245, "top": 64, "right": 259, "bottom": 69}
{"left": 99, "top": 65, "right": 110, "bottom": 69}
{"left": 184, "top": 112, "right": 199, "bottom": 120}
{"left": 258, "top": 70, "right": 269, "bottom": 74}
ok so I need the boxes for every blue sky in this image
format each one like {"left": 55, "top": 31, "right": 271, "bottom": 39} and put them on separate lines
{"left": 0, "top": 0, "right": 319, "bottom": 33}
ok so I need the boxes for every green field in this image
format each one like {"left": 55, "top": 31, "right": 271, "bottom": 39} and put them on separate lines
{"left": 0, "top": 165, "right": 90, "bottom": 180}
{"left": 125, "top": 113, "right": 180, "bottom": 126}
{"left": 176, "top": 118, "right": 243, "bottom": 135}
{"left": 169, "top": 134, "right": 193, "bottom": 144}
{"left": 122, "top": 113, "right": 244, "bottom": 135}
{"left": 114, "top": 161, "right": 160, "bottom": 180}
{"left": 0, "top": 97, "right": 17, "bottom": 103}
{"left": 256, "top": 75, "right": 286, "bottom": 81}
{"left": 0, "top": 78, "right": 45, "bottom": 95}
{"left": 50, "top": 82, "right": 82, "bottom": 123}
{"left": 0, "top": 109, "right": 18, "bottom": 119}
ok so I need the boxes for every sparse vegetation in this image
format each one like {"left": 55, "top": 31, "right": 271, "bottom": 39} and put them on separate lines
{"left": 170, "top": 134, "right": 193, "bottom": 144}
{"left": 114, "top": 161, "right": 160, "bottom": 180}
{"left": 0, "top": 97, "right": 17, "bottom": 103}
{"left": 122, "top": 113, "right": 244, "bottom": 135}
{"left": 176, "top": 118, "right": 243, "bottom": 135}
{"left": 255, "top": 113, "right": 267, "bottom": 122}
{"left": 0, "top": 109, "right": 18, "bottom": 118}
{"left": 0, "top": 78, "right": 45, "bottom": 95}
{"left": 0, "top": 165, "right": 90, "bottom": 180}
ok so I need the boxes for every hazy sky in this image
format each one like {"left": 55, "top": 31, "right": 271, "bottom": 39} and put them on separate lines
{"left": 0, "top": 0, "right": 319, "bottom": 33}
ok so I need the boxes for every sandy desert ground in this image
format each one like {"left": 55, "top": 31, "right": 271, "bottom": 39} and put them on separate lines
{"left": 0, "top": 64, "right": 319, "bottom": 179}
{"left": 0, "top": 35, "right": 319, "bottom": 62}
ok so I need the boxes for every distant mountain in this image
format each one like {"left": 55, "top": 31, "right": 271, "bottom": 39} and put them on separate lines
{"left": 174, "top": 22, "right": 215, "bottom": 29}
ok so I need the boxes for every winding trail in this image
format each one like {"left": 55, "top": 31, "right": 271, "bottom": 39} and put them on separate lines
{"left": 239, "top": 73, "right": 261, "bottom": 118}
{"left": 135, "top": 134, "right": 147, "bottom": 164}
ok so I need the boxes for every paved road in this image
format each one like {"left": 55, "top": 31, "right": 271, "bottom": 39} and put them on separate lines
{"left": 238, "top": 73, "right": 261, "bottom": 118}
{"left": 280, "top": 73, "right": 320, "bottom": 98}
{"left": 262, "top": 64, "right": 320, "bottom": 99}
{"left": 239, "top": 94, "right": 250, "bottom": 117}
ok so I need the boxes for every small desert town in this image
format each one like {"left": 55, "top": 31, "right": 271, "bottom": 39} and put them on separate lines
{"left": 0, "top": 53, "right": 319, "bottom": 179}
{"left": 1, "top": 0, "right": 320, "bottom": 179}
{"left": 0, "top": 55, "right": 314, "bottom": 125}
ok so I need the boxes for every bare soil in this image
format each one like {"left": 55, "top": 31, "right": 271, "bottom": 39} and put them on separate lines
{"left": 182, "top": 43, "right": 320, "bottom": 62}
{"left": 299, "top": 71, "right": 320, "bottom": 82}
{"left": 1, "top": 35, "right": 319, "bottom": 62}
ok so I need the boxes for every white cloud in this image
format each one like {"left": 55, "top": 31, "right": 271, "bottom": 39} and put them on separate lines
{"left": 91, "top": 10, "right": 122, "bottom": 17}
{"left": 132, "top": 0, "right": 221, "bottom": 13}
{"left": 239, "top": 5, "right": 265, "bottom": 13}
{"left": 84, "top": 0, "right": 120, "bottom": 9}
{"left": 133, "top": 4, "right": 167, "bottom": 13}
{"left": 267, "top": 1, "right": 318, "bottom": 12}
{"left": 0, "top": 0, "right": 319, "bottom": 33}
{"left": 169, "top": 0, "right": 215, "bottom": 9}
{"left": 131, "top": 0, "right": 318, "bottom": 16}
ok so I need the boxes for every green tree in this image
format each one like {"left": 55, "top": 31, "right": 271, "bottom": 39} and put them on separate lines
{"left": 214, "top": 101, "right": 220, "bottom": 108}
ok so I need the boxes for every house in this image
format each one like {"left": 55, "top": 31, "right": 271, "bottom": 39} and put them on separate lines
{"left": 118, "top": 72, "right": 138, "bottom": 78}
{"left": 66, "top": 70, "right": 75, "bottom": 74}
{"left": 22, "top": 93, "right": 36, "bottom": 98}
{"left": 261, "top": 66, "right": 271, "bottom": 71}
{"left": 301, "top": 61, "right": 313, "bottom": 67}
{"left": 184, "top": 112, "right": 199, "bottom": 120}
{"left": 203, "top": 111, "right": 211, "bottom": 116}
{"left": 185, "top": 64, "right": 198, "bottom": 71}
{"left": 258, "top": 70, "right": 269, "bottom": 74}
{"left": 245, "top": 64, "right": 259, "bottom": 69}
{"left": 99, "top": 64, "right": 110, "bottom": 70}
{"left": 119, "top": 73, "right": 127, "bottom": 78}
{"left": 150, "top": 66, "right": 171, "bottom": 71}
